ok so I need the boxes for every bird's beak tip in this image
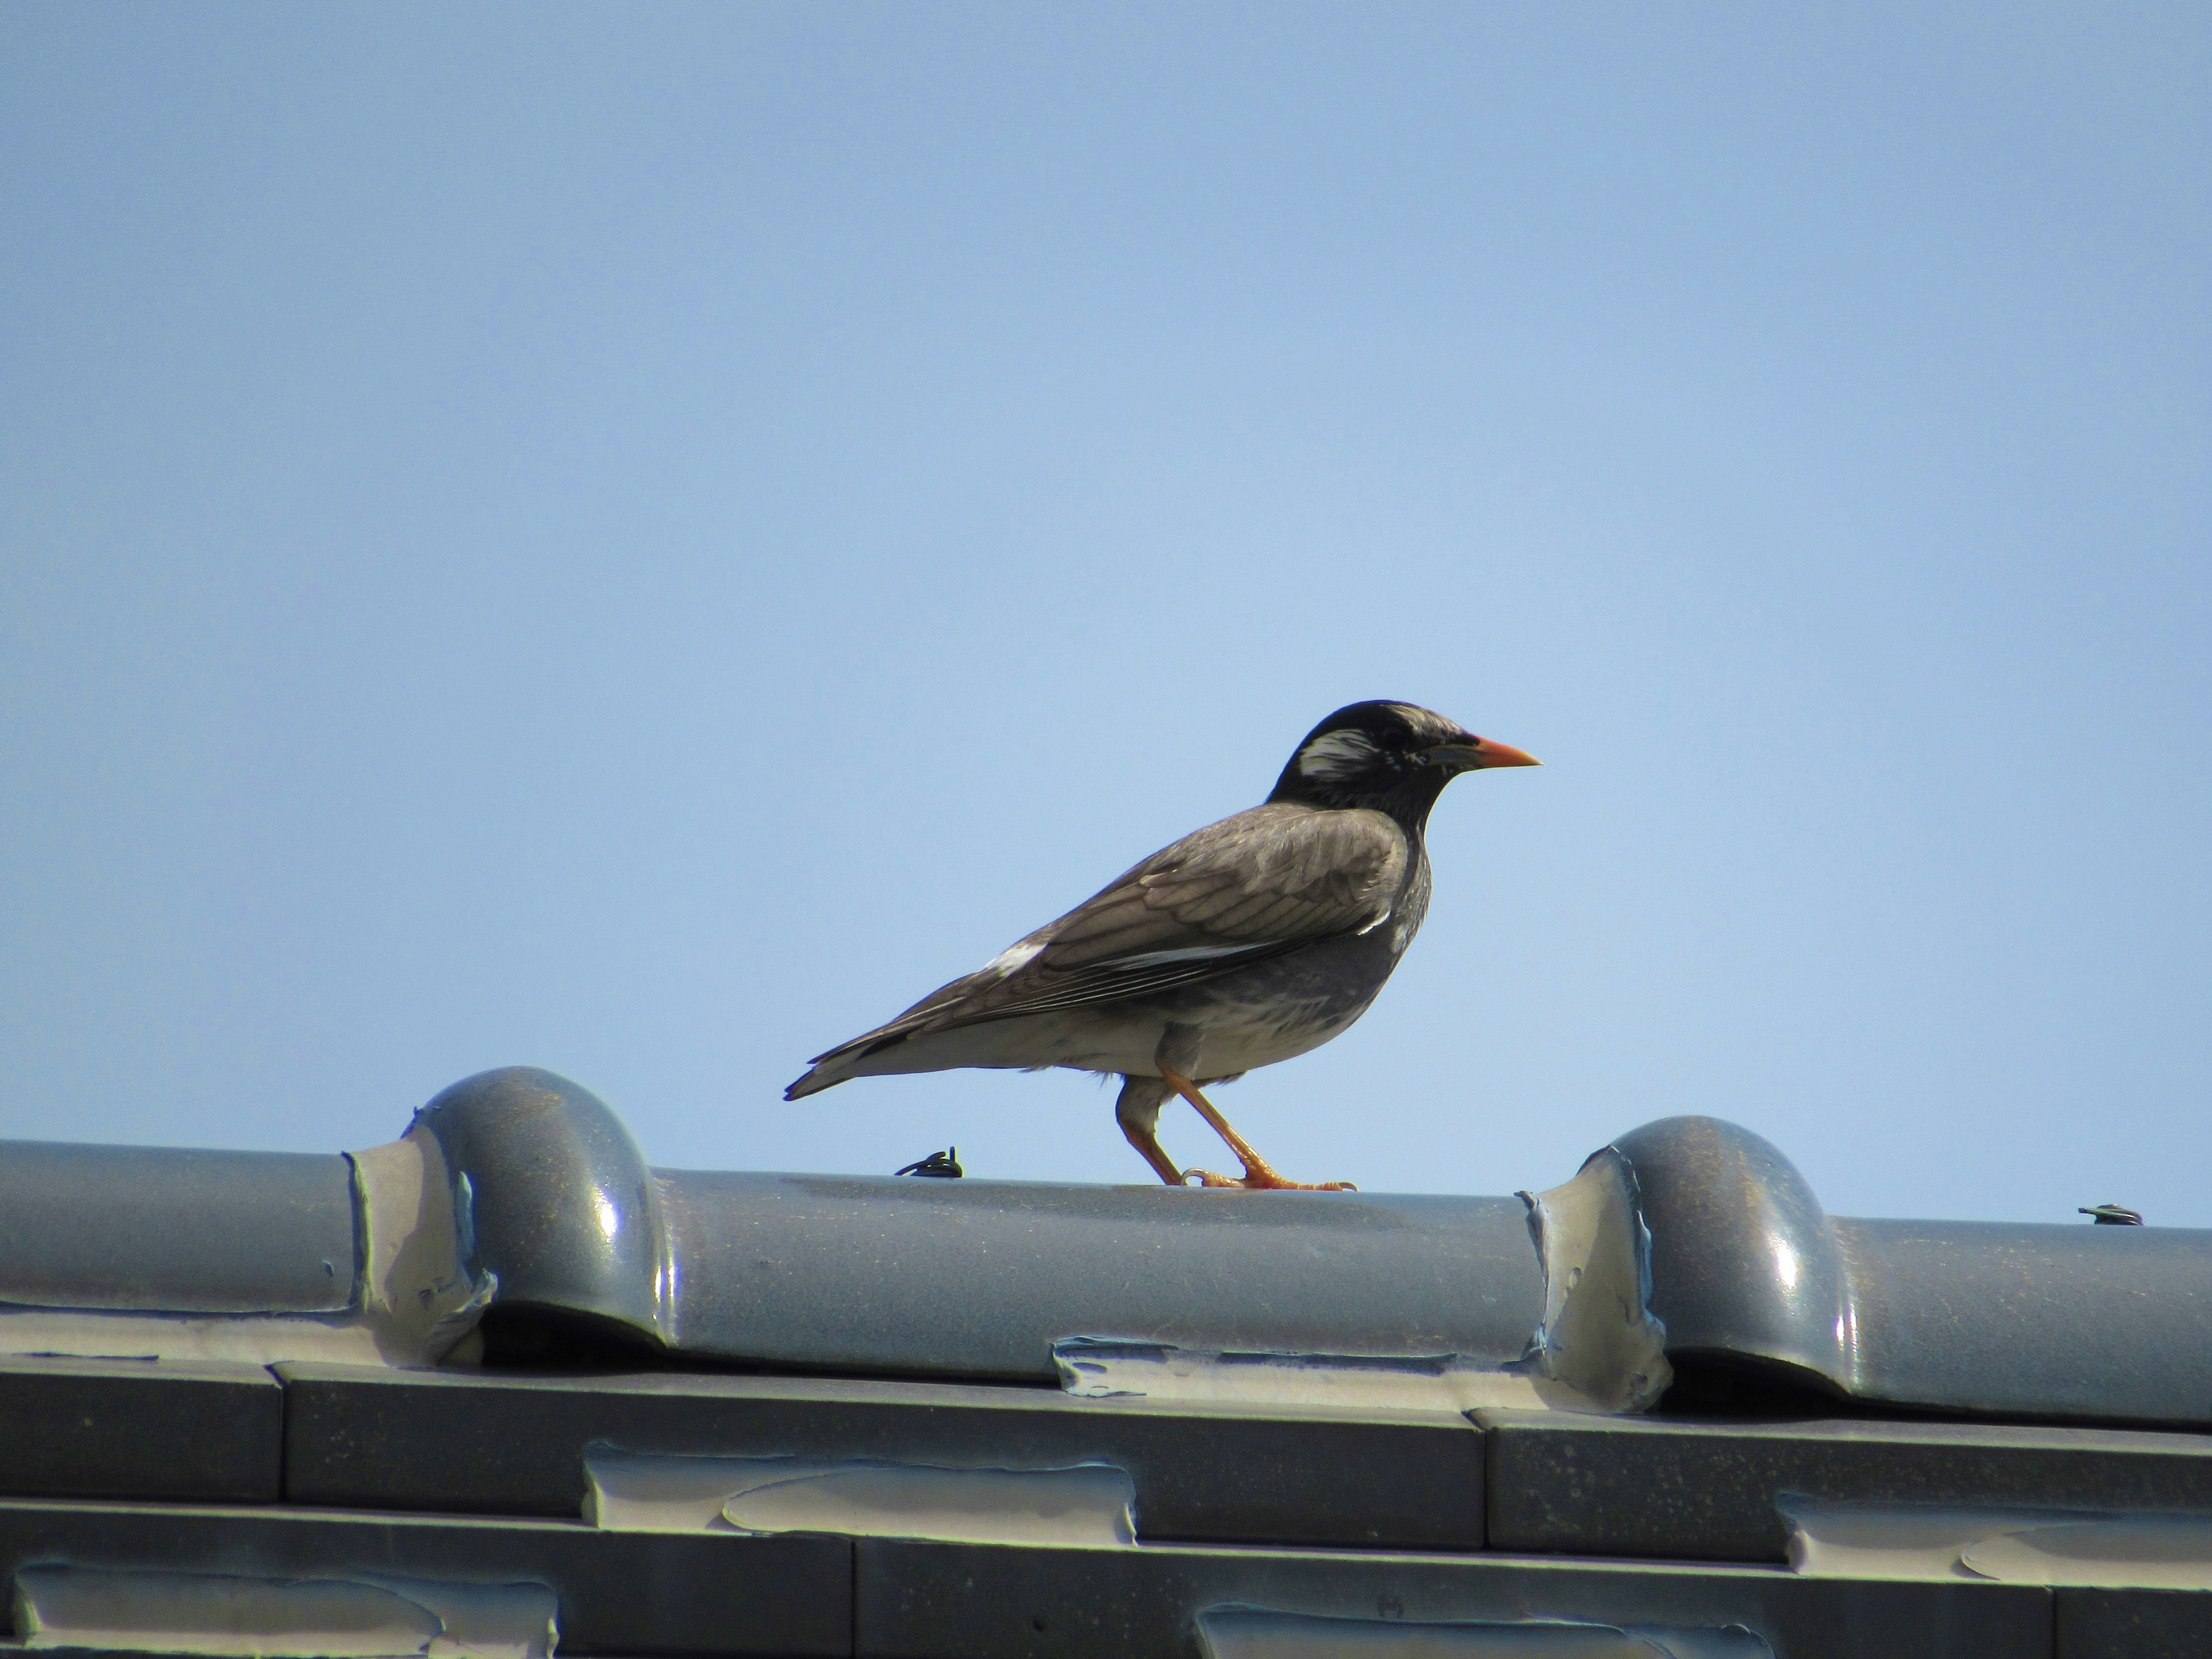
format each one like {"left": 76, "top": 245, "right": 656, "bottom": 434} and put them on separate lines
{"left": 1464, "top": 738, "right": 1541, "bottom": 770}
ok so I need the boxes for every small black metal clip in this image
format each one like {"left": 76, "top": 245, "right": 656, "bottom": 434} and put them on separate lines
{"left": 895, "top": 1147, "right": 964, "bottom": 1179}
{"left": 2079, "top": 1203, "right": 2144, "bottom": 1226}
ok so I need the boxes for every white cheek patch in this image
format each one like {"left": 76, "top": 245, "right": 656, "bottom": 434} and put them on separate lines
{"left": 1295, "top": 729, "right": 1379, "bottom": 781}
{"left": 986, "top": 940, "right": 1045, "bottom": 977}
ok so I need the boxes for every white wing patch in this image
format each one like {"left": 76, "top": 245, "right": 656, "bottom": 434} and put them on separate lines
{"left": 986, "top": 940, "right": 1045, "bottom": 977}
{"left": 1294, "top": 729, "right": 1380, "bottom": 781}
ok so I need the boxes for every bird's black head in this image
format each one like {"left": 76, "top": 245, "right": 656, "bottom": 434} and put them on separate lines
{"left": 1266, "top": 700, "right": 1539, "bottom": 825}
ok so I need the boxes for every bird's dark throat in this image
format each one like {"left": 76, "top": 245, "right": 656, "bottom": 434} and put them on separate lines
{"left": 1267, "top": 766, "right": 1453, "bottom": 832}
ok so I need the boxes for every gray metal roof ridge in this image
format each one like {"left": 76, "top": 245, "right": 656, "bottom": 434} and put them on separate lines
{"left": 0, "top": 1066, "right": 2205, "bottom": 1429}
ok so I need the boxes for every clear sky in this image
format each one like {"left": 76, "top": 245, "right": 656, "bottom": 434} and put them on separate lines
{"left": 3, "top": 5, "right": 2205, "bottom": 1225}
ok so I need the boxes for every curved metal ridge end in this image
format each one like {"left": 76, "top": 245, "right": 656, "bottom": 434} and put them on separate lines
{"left": 412, "top": 1067, "right": 671, "bottom": 1346}
{"left": 1606, "top": 1115, "right": 1851, "bottom": 1392}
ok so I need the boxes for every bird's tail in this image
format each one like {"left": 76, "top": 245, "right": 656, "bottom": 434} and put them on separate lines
{"left": 783, "top": 1060, "right": 847, "bottom": 1100}
{"left": 783, "top": 1021, "right": 922, "bottom": 1100}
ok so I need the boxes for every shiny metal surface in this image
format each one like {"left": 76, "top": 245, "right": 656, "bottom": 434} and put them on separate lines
{"left": 656, "top": 1171, "right": 1544, "bottom": 1382}
{"left": 412, "top": 1068, "right": 670, "bottom": 1339}
{"left": 1608, "top": 1116, "right": 1851, "bottom": 1391}
{"left": 0, "top": 1142, "right": 355, "bottom": 1314}
{"left": 3, "top": 1067, "right": 2206, "bottom": 1427}
{"left": 1837, "top": 1217, "right": 2212, "bottom": 1424}
{"left": 1611, "top": 1115, "right": 2212, "bottom": 1424}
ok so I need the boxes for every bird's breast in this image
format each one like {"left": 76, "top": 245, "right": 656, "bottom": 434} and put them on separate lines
{"left": 1386, "top": 847, "right": 1434, "bottom": 956}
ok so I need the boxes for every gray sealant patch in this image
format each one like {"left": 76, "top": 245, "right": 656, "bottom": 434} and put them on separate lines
{"left": 1782, "top": 1497, "right": 2212, "bottom": 1588}
{"left": 12, "top": 1565, "right": 555, "bottom": 1659}
{"left": 1516, "top": 1146, "right": 1672, "bottom": 1415}
{"left": 1196, "top": 1608, "right": 1772, "bottom": 1658}
{"left": 1051, "top": 1338, "right": 1557, "bottom": 1413}
{"left": 583, "top": 1447, "right": 1137, "bottom": 1546}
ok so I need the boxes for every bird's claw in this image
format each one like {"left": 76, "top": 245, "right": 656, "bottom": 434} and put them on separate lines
{"left": 1182, "top": 1166, "right": 1356, "bottom": 1192}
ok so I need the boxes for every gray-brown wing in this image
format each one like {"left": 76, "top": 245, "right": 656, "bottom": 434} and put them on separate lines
{"left": 817, "top": 803, "right": 1407, "bottom": 1060}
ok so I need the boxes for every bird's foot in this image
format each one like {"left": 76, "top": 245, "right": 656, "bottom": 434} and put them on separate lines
{"left": 1183, "top": 1165, "right": 1357, "bottom": 1191}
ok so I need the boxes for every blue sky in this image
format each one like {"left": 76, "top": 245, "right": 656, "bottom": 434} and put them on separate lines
{"left": 3, "top": 5, "right": 2205, "bottom": 1224}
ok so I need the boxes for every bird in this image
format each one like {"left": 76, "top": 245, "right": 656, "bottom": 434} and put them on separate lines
{"left": 786, "top": 701, "right": 1540, "bottom": 1189}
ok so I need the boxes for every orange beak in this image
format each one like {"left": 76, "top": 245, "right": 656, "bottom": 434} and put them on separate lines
{"left": 1430, "top": 736, "right": 1542, "bottom": 771}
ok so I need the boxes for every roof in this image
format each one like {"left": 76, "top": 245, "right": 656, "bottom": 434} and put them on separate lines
{"left": 0, "top": 1065, "right": 2206, "bottom": 1657}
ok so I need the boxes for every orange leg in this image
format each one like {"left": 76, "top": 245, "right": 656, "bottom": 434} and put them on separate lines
{"left": 1157, "top": 1065, "right": 1356, "bottom": 1191}
{"left": 1119, "top": 1115, "right": 1190, "bottom": 1187}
